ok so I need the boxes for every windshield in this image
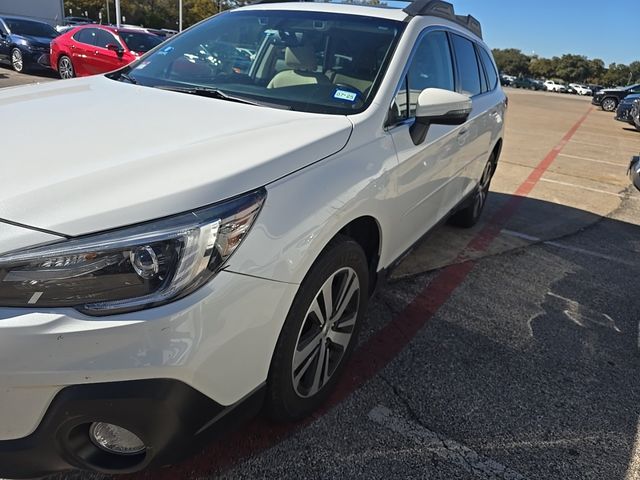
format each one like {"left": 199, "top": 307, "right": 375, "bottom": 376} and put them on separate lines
{"left": 6, "top": 18, "right": 58, "bottom": 38}
{"left": 121, "top": 10, "right": 404, "bottom": 114}
{"left": 119, "top": 31, "right": 163, "bottom": 53}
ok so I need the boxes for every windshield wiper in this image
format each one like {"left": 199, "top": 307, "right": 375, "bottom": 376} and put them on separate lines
{"left": 155, "top": 85, "right": 290, "bottom": 109}
{"left": 112, "top": 71, "right": 138, "bottom": 84}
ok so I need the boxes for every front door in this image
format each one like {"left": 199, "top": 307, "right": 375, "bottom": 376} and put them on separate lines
{"left": 92, "top": 30, "right": 128, "bottom": 74}
{"left": 386, "top": 30, "right": 469, "bottom": 259}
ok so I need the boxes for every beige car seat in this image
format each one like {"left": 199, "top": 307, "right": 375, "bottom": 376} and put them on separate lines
{"left": 267, "top": 46, "right": 331, "bottom": 89}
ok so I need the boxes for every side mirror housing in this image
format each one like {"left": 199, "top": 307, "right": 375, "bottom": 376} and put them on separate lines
{"left": 410, "top": 88, "right": 472, "bottom": 145}
{"left": 107, "top": 43, "right": 123, "bottom": 53}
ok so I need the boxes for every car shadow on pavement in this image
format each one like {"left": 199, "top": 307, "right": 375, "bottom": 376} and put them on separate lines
{"left": 42, "top": 193, "right": 640, "bottom": 480}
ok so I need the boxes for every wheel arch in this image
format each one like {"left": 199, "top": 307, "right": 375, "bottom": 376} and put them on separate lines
{"left": 336, "top": 216, "right": 382, "bottom": 294}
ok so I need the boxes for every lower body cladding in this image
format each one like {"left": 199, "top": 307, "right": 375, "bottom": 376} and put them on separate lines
{"left": 0, "top": 270, "right": 298, "bottom": 478}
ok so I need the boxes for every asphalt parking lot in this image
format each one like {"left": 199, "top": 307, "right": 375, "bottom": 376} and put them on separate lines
{"left": 1, "top": 73, "right": 639, "bottom": 480}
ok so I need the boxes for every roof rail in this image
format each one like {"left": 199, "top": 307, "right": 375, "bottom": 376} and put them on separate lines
{"left": 403, "top": 0, "right": 483, "bottom": 39}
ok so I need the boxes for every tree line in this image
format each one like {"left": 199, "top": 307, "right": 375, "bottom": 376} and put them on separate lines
{"left": 493, "top": 48, "right": 640, "bottom": 87}
{"left": 63, "top": 0, "right": 248, "bottom": 30}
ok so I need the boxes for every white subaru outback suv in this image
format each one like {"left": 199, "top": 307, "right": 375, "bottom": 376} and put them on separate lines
{"left": 0, "top": 0, "right": 505, "bottom": 476}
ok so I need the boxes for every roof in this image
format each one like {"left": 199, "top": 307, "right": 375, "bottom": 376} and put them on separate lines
{"left": 237, "top": 2, "right": 409, "bottom": 22}
{"left": 237, "top": 1, "right": 482, "bottom": 38}
{"left": 71, "top": 24, "right": 157, "bottom": 35}
{"left": 0, "top": 15, "right": 52, "bottom": 25}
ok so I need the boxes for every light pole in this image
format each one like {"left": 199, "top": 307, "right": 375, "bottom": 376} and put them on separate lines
{"left": 115, "top": 0, "right": 121, "bottom": 27}
{"left": 179, "top": 0, "right": 183, "bottom": 31}
{"left": 106, "top": 0, "right": 110, "bottom": 24}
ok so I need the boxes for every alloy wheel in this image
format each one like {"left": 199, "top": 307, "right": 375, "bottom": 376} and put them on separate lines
{"left": 11, "top": 49, "right": 23, "bottom": 72}
{"left": 602, "top": 98, "right": 616, "bottom": 112}
{"left": 291, "top": 267, "right": 360, "bottom": 398}
{"left": 59, "top": 57, "right": 74, "bottom": 79}
{"left": 473, "top": 161, "right": 493, "bottom": 217}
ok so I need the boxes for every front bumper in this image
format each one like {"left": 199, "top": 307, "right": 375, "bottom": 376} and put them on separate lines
{"left": 615, "top": 105, "right": 633, "bottom": 122}
{"left": 0, "top": 270, "right": 298, "bottom": 476}
{"left": 23, "top": 49, "right": 51, "bottom": 68}
{"left": 0, "top": 379, "right": 266, "bottom": 478}
{"left": 592, "top": 96, "right": 603, "bottom": 106}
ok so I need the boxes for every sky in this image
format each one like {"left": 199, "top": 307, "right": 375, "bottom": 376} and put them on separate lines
{"left": 450, "top": 0, "right": 639, "bottom": 66}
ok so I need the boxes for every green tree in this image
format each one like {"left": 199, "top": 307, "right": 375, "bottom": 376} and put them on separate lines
{"left": 554, "top": 54, "right": 591, "bottom": 83}
{"left": 587, "top": 58, "right": 606, "bottom": 84}
{"left": 492, "top": 48, "right": 530, "bottom": 76}
{"left": 184, "top": 0, "right": 216, "bottom": 27}
{"left": 529, "top": 56, "right": 557, "bottom": 79}
{"left": 604, "top": 63, "right": 632, "bottom": 87}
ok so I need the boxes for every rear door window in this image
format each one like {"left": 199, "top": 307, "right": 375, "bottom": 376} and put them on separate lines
{"left": 450, "top": 34, "right": 482, "bottom": 97}
{"left": 477, "top": 46, "right": 498, "bottom": 91}
{"left": 74, "top": 28, "right": 97, "bottom": 46}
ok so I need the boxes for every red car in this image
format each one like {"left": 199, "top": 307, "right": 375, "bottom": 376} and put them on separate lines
{"left": 51, "top": 25, "right": 163, "bottom": 79}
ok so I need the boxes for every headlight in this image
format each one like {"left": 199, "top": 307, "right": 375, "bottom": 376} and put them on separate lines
{"left": 0, "top": 189, "right": 265, "bottom": 316}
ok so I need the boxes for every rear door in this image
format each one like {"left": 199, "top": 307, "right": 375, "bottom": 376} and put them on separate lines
{"left": 449, "top": 33, "right": 493, "bottom": 197}
{"left": 387, "top": 29, "right": 467, "bottom": 256}
{"left": 71, "top": 28, "right": 98, "bottom": 74}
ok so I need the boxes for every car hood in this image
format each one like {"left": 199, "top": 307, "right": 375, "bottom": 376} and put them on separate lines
{"left": 0, "top": 76, "right": 353, "bottom": 236}
{"left": 13, "top": 34, "right": 53, "bottom": 47}
{"left": 621, "top": 94, "right": 640, "bottom": 104}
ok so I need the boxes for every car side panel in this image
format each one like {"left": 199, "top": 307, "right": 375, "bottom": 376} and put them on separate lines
{"left": 228, "top": 17, "right": 505, "bottom": 285}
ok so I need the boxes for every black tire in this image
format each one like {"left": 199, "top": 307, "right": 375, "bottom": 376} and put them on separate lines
{"left": 11, "top": 48, "right": 25, "bottom": 73}
{"left": 601, "top": 97, "right": 618, "bottom": 112}
{"left": 449, "top": 155, "right": 496, "bottom": 228}
{"left": 266, "top": 235, "right": 369, "bottom": 422}
{"left": 58, "top": 55, "right": 75, "bottom": 79}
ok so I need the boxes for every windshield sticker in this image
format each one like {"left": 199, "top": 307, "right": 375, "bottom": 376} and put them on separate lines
{"left": 158, "top": 46, "right": 174, "bottom": 56}
{"left": 334, "top": 89, "right": 357, "bottom": 102}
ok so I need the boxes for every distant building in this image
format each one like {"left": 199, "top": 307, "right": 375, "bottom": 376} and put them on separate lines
{"left": 0, "top": 0, "right": 65, "bottom": 25}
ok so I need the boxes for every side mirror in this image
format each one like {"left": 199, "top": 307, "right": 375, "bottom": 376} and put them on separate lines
{"left": 107, "top": 43, "right": 123, "bottom": 53}
{"left": 410, "top": 88, "right": 472, "bottom": 145}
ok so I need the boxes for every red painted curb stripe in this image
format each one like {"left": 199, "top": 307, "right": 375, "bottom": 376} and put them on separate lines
{"left": 133, "top": 107, "right": 593, "bottom": 479}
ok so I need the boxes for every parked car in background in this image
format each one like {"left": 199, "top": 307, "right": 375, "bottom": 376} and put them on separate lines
{"left": 629, "top": 155, "right": 640, "bottom": 191}
{"left": 0, "top": 1, "right": 506, "bottom": 477}
{"left": 64, "top": 16, "right": 94, "bottom": 26}
{"left": 631, "top": 99, "right": 640, "bottom": 132}
{"left": 0, "top": 16, "right": 59, "bottom": 72}
{"left": 544, "top": 80, "right": 566, "bottom": 92}
{"left": 592, "top": 84, "right": 640, "bottom": 112}
{"left": 147, "top": 28, "right": 178, "bottom": 39}
{"left": 511, "top": 77, "right": 544, "bottom": 90}
{"left": 563, "top": 84, "right": 577, "bottom": 94}
{"left": 587, "top": 84, "right": 604, "bottom": 95}
{"left": 51, "top": 25, "right": 163, "bottom": 79}
{"left": 569, "top": 83, "right": 592, "bottom": 96}
{"left": 614, "top": 94, "right": 640, "bottom": 125}
{"left": 500, "top": 74, "right": 512, "bottom": 86}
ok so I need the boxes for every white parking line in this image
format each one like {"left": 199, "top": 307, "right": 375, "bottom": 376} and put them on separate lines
{"left": 568, "top": 139, "right": 637, "bottom": 150}
{"left": 539, "top": 178, "right": 629, "bottom": 198}
{"left": 501, "top": 229, "right": 640, "bottom": 267}
{"left": 369, "top": 405, "right": 527, "bottom": 479}
{"left": 558, "top": 153, "right": 627, "bottom": 167}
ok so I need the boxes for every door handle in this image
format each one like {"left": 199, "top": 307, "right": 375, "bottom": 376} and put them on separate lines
{"left": 458, "top": 128, "right": 469, "bottom": 136}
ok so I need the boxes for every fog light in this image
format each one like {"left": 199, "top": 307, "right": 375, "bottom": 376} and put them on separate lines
{"left": 89, "top": 422, "right": 146, "bottom": 455}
